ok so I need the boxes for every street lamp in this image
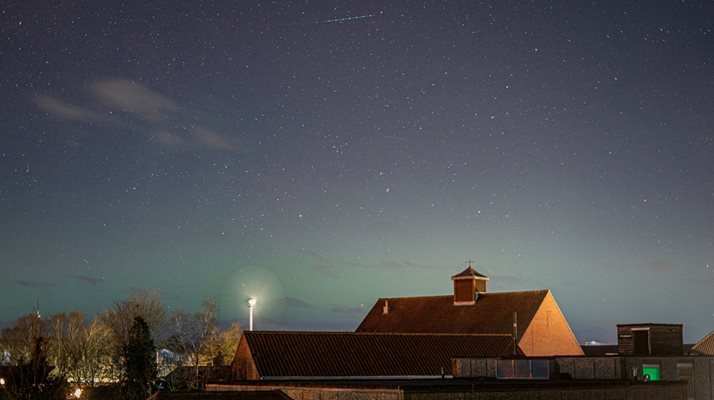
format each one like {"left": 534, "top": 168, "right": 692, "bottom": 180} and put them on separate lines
{"left": 248, "top": 297, "right": 257, "bottom": 331}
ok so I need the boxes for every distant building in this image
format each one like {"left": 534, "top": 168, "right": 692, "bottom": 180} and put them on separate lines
{"left": 617, "top": 323, "right": 684, "bottom": 356}
{"left": 692, "top": 330, "right": 714, "bottom": 355}
{"left": 357, "top": 266, "right": 584, "bottom": 356}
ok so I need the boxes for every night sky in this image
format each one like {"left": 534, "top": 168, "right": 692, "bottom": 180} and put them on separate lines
{"left": 2, "top": 1, "right": 713, "bottom": 344}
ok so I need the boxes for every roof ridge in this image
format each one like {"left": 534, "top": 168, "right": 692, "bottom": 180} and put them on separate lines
{"left": 378, "top": 289, "right": 549, "bottom": 300}
{"left": 247, "top": 331, "right": 512, "bottom": 337}
{"left": 693, "top": 329, "right": 714, "bottom": 348}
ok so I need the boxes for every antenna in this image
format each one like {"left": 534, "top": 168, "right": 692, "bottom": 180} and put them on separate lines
{"left": 513, "top": 312, "right": 518, "bottom": 357}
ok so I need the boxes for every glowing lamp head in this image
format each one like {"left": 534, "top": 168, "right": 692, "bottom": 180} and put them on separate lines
{"left": 248, "top": 297, "right": 257, "bottom": 307}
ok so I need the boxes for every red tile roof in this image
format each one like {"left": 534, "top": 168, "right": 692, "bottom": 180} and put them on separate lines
{"left": 451, "top": 266, "right": 488, "bottom": 279}
{"left": 356, "top": 290, "right": 549, "bottom": 339}
{"left": 692, "top": 330, "right": 714, "bottom": 355}
{"left": 241, "top": 331, "right": 517, "bottom": 378}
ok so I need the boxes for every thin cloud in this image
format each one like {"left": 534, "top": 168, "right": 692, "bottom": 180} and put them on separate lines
{"left": 299, "top": 249, "right": 341, "bottom": 278}
{"left": 639, "top": 260, "right": 676, "bottom": 273}
{"left": 377, "top": 260, "right": 433, "bottom": 271}
{"left": 311, "top": 264, "right": 341, "bottom": 279}
{"left": 14, "top": 279, "right": 56, "bottom": 289}
{"left": 191, "top": 126, "right": 239, "bottom": 151}
{"left": 35, "top": 77, "right": 238, "bottom": 152}
{"left": 35, "top": 95, "right": 108, "bottom": 123}
{"left": 70, "top": 274, "right": 105, "bottom": 286}
{"left": 152, "top": 130, "right": 188, "bottom": 147}
{"left": 89, "top": 78, "right": 177, "bottom": 122}
{"left": 277, "top": 297, "right": 313, "bottom": 309}
{"left": 330, "top": 305, "right": 365, "bottom": 316}
{"left": 301, "top": 249, "right": 326, "bottom": 262}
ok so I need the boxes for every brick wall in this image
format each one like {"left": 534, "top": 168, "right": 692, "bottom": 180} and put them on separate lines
{"left": 231, "top": 336, "right": 259, "bottom": 380}
{"left": 208, "top": 381, "right": 687, "bottom": 400}
{"left": 519, "top": 291, "right": 584, "bottom": 356}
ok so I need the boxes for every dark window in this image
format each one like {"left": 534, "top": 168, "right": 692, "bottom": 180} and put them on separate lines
{"left": 633, "top": 330, "right": 650, "bottom": 355}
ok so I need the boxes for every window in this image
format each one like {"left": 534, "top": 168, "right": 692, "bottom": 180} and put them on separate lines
{"left": 632, "top": 329, "right": 650, "bottom": 355}
{"left": 642, "top": 363, "right": 660, "bottom": 381}
{"left": 677, "top": 363, "right": 694, "bottom": 400}
{"left": 497, "top": 359, "right": 550, "bottom": 379}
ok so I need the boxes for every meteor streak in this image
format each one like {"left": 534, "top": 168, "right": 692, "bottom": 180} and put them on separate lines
{"left": 322, "top": 14, "right": 375, "bottom": 24}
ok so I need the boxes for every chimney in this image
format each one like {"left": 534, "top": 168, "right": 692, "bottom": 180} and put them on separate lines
{"left": 451, "top": 262, "right": 489, "bottom": 306}
{"left": 382, "top": 299, "right": 389, "bottom": 315}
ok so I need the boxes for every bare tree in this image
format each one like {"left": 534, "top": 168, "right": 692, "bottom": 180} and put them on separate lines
{"left": 47, "top": 311, "right": 83, "bottom": 379}
{"left": 207, "top": 321, "right": 242, "bottom": 366}
{"left": 47, "top": 311, "right": 113, "bottom": 386}
{"left": 169, "top": 299, "right": 218, "bottom": 388}
{"left": 98, "top": 290, "right": 166, "bottom": 380}
{"left": 1, "top": 313, "right": 48, "bottom": 365}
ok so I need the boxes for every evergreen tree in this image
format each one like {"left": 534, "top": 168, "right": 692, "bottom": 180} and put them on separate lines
{"left": 3, "top": 337, "right": 67, "bottom": 400}
{"left": 123, "top": 316, "right": 156, "bottom": 400}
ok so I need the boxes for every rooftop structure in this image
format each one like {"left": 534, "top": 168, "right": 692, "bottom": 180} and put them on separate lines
{"left": 357, "top": 266, "right": 583, "bottom": 356}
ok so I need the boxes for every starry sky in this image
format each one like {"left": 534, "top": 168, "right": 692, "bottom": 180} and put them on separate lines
{"left": 2, "top": 1, "right": 713, "bottom": 344}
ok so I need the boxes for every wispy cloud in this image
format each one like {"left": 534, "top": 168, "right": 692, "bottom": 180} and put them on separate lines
{"left": 276, "top": 297, "right": 313, "bottom": 309}
{"left": 639, "top": 260, "right": 676, "bottom": 273}
{"left": 376, "top": 260, "right": 433, "bottom": 271}
{"left": 330, "top": 305, "right": 365, "bottom": 316}
{"left": 89, "top": 78, "right": 177, "bottom": 122}
{"left": 14, "top": 279, "right": 56, "bottom": 288}
{"left": 191, "top": 126, "right": 239, "bottom": 151}
{"left": 301, "top": 249, "right": 326, "bottom": 262}
{"left": 35, "top": 77, "right": 239, "bottom": 152}
{"left": 36, "top": 95, "right": 108, "bottom": 123}
{"left": 300, "top": 249, "right": 341, "bottom": 278}
{"left": 70, "top": 274, "right": 105, "bottom": 286}
{"left": 152, "top": 130, "right": 188, "bottom": 148}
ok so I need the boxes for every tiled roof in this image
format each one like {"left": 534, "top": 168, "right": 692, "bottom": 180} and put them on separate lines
{"left": 692, "top": 330, "right": 714, "bottom": 355}
{"left": 356, "top": 290, "right": 549, "bottom": 339}
{"left": 150, "top": 390, "right": 292, "bottom": 400}
{"left": 451, "top": 266, "right": 488, "bottom": 279}
{"left": 580, "top": 344, "right": 619, "bottom": 356}
{"left": 242, "top": 331, "right": 517, "bottom": 378}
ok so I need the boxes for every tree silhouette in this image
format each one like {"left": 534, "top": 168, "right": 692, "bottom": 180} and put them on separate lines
{"left": 3, "top": 337, "right": 66, "bottom": 400}
{"left": 122, "top": 316, "right": 156, "bottom": 400}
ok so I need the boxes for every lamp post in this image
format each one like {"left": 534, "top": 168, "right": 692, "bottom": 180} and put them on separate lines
{"left": 248, "top": 297, "right": 256, "bottom": 331}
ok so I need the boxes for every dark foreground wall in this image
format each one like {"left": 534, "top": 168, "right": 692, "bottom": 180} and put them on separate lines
{"left": 209, "top": 379, "right": 687, "bottom": 400}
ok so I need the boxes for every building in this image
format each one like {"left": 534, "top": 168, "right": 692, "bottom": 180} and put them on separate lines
{"left": 356, "top": 265, "right": 584, "bottom": 356}
{"left": 617, "top": 323, "right": 684, "bottom": 356}
{"left": 447, "top": 323, "right": 714, "bottom": 400}
{"left": 231, "top": 331, "right": 518, "bottom": 380}
{"left": 692, "top": 330, "right": 714, "bottom": 355}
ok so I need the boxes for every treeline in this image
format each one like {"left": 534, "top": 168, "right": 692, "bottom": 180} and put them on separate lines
{"left": 0, "top": 291, "right": 241, "bottom": 399}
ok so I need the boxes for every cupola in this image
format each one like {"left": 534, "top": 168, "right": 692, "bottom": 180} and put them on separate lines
{"left": 451, "top": 262, "right": 489, "bottom": 305}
